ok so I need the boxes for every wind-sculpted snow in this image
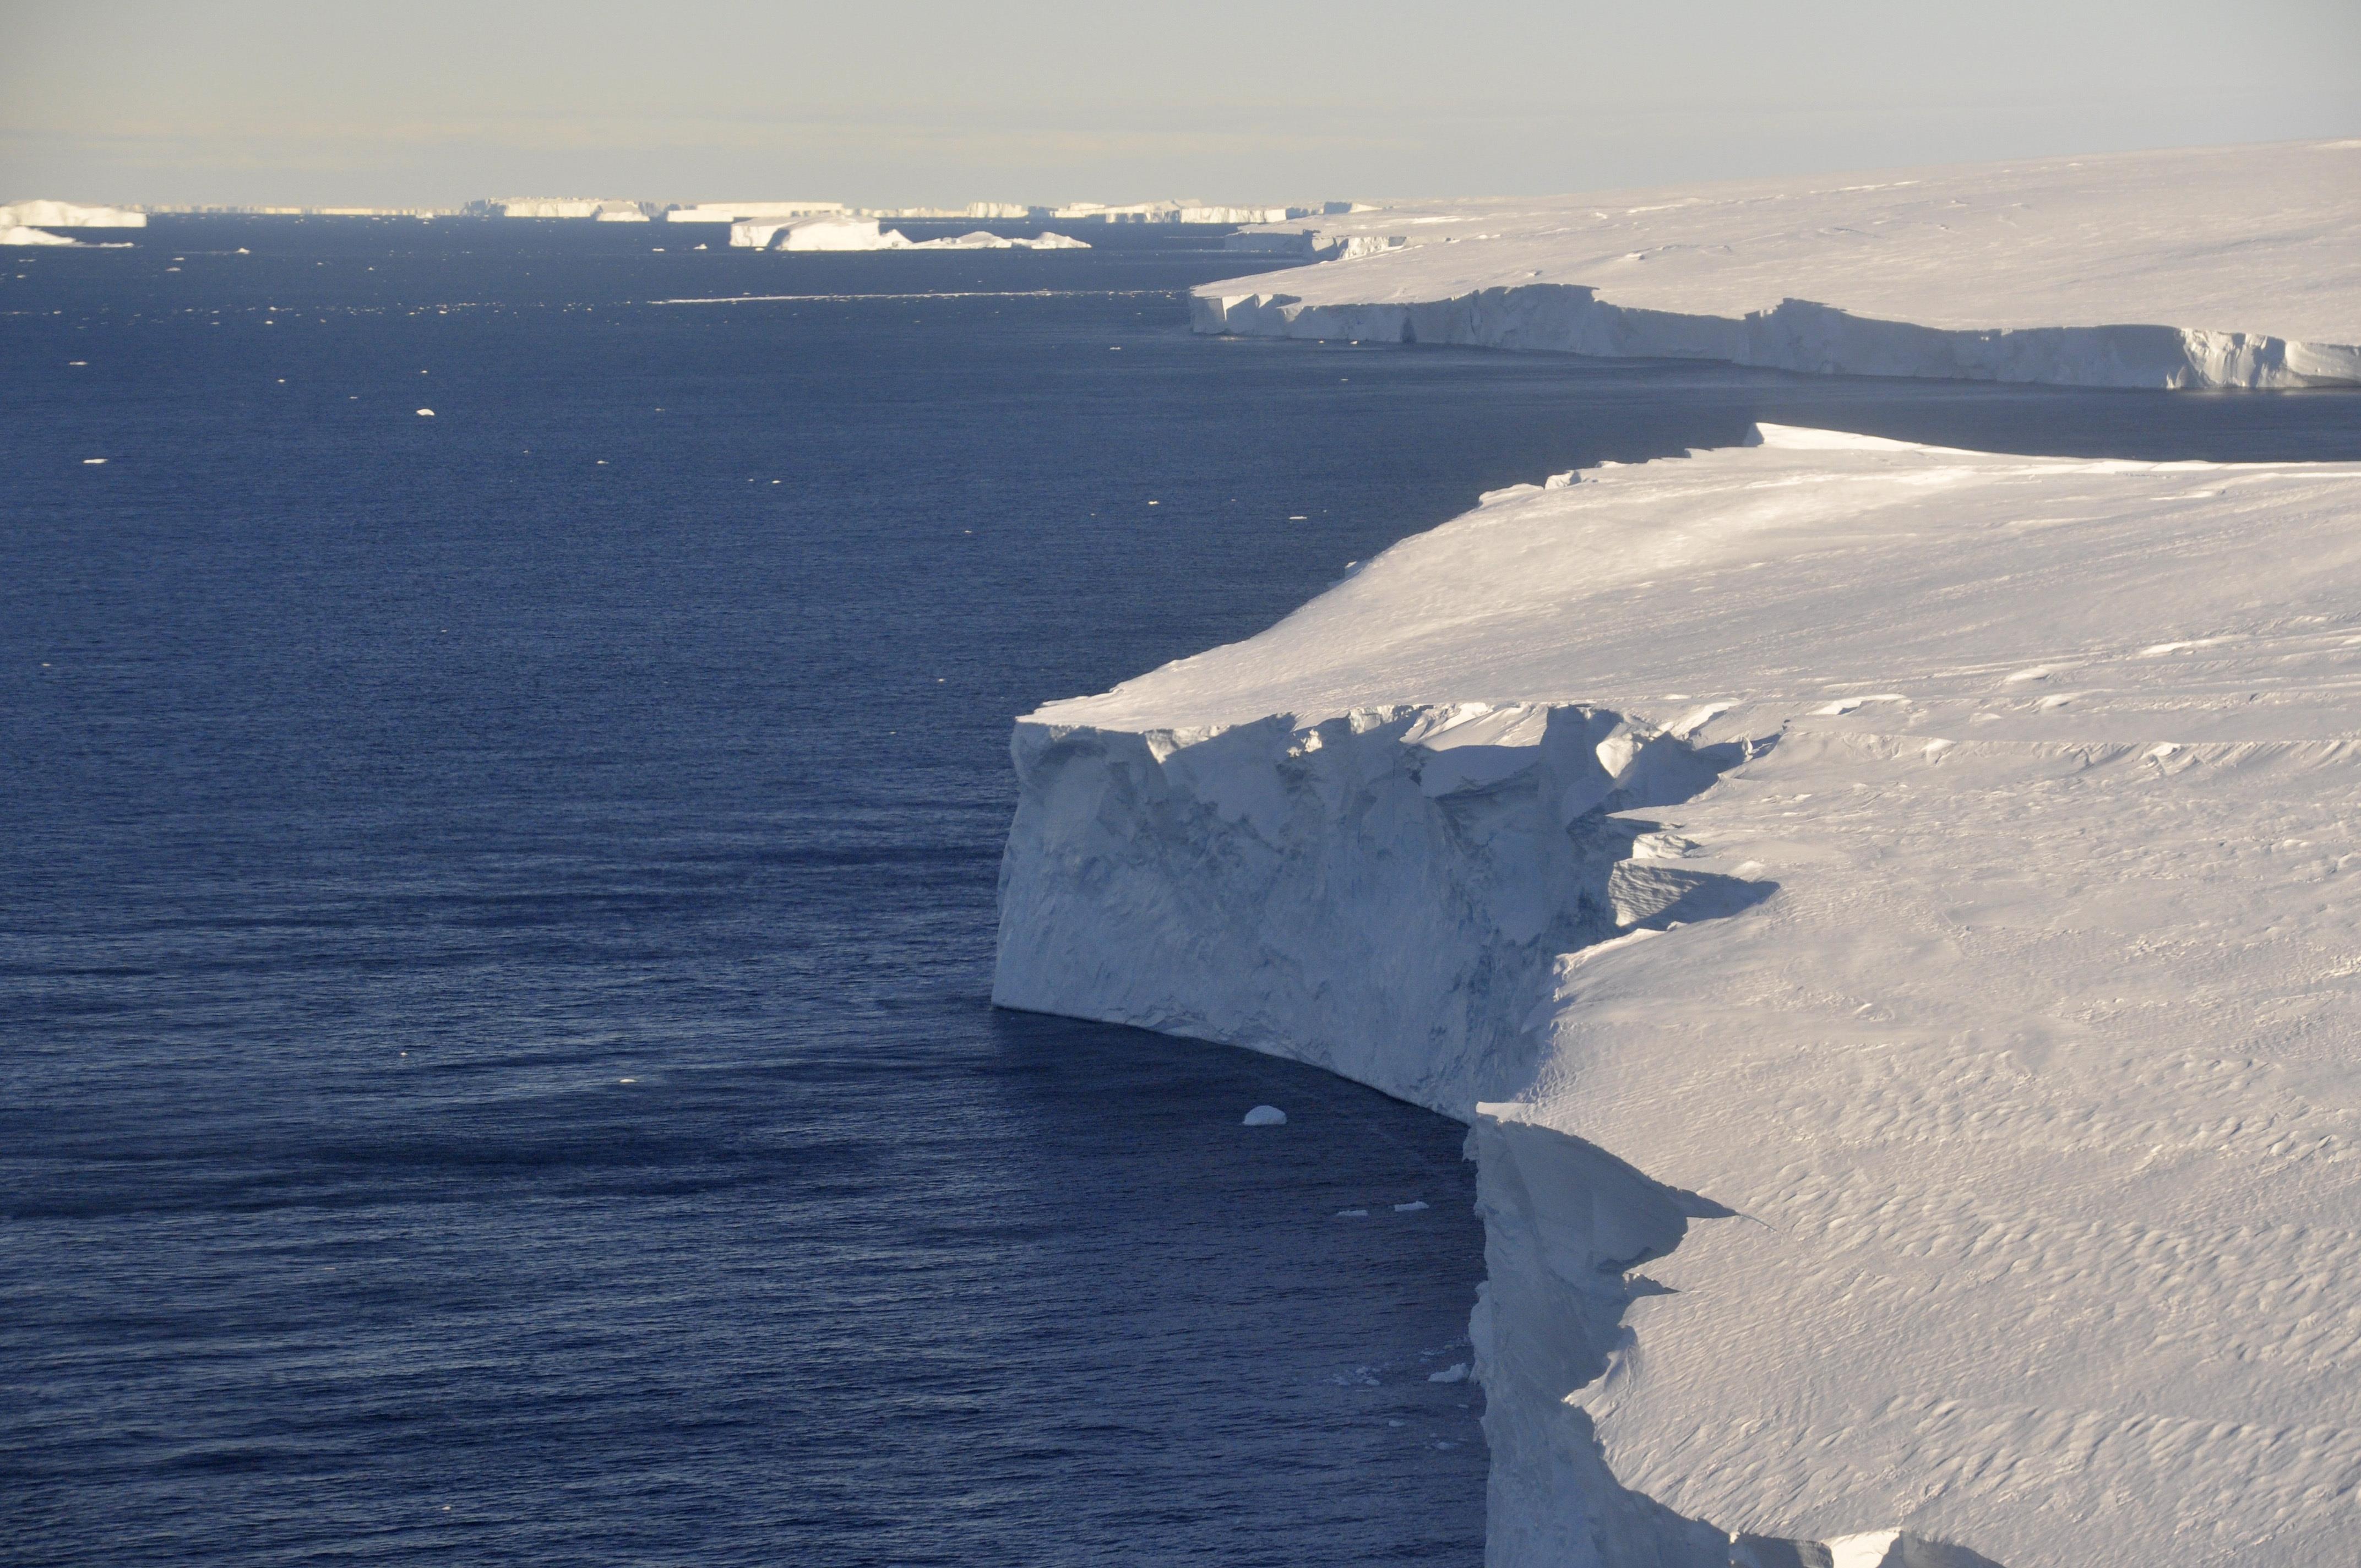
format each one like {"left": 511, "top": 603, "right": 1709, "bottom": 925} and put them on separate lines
{"left": 996, "top": 427, "right": 2361, "bottom": 1564}
{"left": 1192, "top": 142, "right": 2361, "bottom": 389}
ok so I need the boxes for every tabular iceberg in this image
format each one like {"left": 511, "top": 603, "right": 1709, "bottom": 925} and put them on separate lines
{"left": 995, "top": 425, "right": 2361, "bottom": 1565}
{"left": 1191, "top": 143, "right": 2361, "bottom": 389}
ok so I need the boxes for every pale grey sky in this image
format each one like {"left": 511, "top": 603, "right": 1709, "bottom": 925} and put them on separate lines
{"left": 3, "top": 0, "right": 2356, "bottom": 206}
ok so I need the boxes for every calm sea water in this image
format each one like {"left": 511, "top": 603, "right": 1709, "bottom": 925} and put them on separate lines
{"left": 3, "top": 217, "right": 2355, "bottom": 1567}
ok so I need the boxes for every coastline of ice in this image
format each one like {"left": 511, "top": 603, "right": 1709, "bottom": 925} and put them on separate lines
{"left": 994, "top": 424, "right": 2361, "bottom": 1564}
{"left": 1190, "top": 143, "right": 2361, "bottom": 390}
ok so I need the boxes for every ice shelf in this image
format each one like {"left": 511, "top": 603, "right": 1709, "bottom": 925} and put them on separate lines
{"left": 1191, "top": 142, "right": 2361, "bottom": 390}
{"left": 995, "top": 425, "right": 2361, "bottom": 1565}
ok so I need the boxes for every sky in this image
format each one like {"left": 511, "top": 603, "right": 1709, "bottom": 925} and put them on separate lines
{"left": 3, "top": 0, "right": 2357, "bottom": 208}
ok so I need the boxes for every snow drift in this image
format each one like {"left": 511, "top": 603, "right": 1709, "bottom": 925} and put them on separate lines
{"left": 1192, "top": 143, "right": 2361, "bottom": 389}
{"left": 996, "top": 426, "right": 2361, "bottom": 1565}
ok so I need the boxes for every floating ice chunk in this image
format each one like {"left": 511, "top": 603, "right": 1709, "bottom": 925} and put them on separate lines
{"left": 1335, "top": 1207, "right": 1369, "bottom": 1218}
{"left": 1394, "top": 1200, "right": 1429, "bottom": 1212}
{"left": 3, "top": 225, "right": 80, "bottom": 247}
{"left": 415, "top": 409, "right": 434, "bottom": 416}
{"left": 1428, "top": 1362, "right": 1470, "bottom": 1382}
{"left": 82, "top": 458, "right": 106, "bottom": 465}
{"left": 1242, "top": 1104, "right": 1287, "bottom": 1125}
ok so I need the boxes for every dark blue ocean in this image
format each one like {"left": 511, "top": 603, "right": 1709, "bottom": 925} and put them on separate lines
{"left": 3, "top": 216, "right": 2355, "bottom": 1567}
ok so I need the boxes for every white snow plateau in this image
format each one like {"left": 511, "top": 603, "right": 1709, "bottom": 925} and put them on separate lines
{"left": 1192, "top": 142, "right": 2361, "bottom": 390}
{"left": 997, "top": 376, "right": 2361, "bottom": 1560}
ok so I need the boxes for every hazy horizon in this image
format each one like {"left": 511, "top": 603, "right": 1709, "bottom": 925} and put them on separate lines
{"left": 4, "top": 0, "right": 2358, "bottom": 208}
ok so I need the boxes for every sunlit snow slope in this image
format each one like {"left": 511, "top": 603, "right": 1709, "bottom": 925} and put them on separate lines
{"left": 996, "top": 427, "right": 2361, "bottom": 1566}
{"left": 1192, "top": 143, "right": 2361, "bottom": 389}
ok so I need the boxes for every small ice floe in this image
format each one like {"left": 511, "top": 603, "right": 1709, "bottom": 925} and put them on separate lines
{"left": 1335, "top": 1208, "right": 1370, "bottom": 1218}
{"left": 1428, "top": 1362, "right": 1471, "bottom": 1383}
{"left": 82, "top": 458, "right": 106, "bottom": 465}
{"left": 1394, "top": 1200, "right": 1429, "bottom": 1213}
{"left": 1242, "top": 1104, "right": 1287, "bottom": 1126}
{"left": 415, "top": 408, "right": 434, "bottom": 416}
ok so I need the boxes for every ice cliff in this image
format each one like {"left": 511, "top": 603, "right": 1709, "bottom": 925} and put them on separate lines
{"left": 1191, "top": 143, "right": 2361, "bottom": 390}
{"left": 995, "top": 426, "right": 2361, "bottom": 1565}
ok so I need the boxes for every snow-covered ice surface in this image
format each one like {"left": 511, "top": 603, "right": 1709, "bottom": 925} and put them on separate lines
{"left": 1192, "top": 143, "right": 2361, "bottom": 389}
{"left": 995, "top": 423, "right": 2361, "bottom": 1565}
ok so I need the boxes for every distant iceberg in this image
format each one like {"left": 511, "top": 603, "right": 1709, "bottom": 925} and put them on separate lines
{"left": 3, "top": 224, "right": 81, "bottom": 247}
{"left": 731, "top": 216, "right": 903, "bottom": 251}
{"left": 489, "top": 198, "right": 651, "bottom": 221}
{"left": 0, "top": 199, "right": 146, "bottom": 230}
{"left": 906, "top": 230, "right": 1089, "bottom": 251}
{"left": 729, "top": 217, "right": 1089, "bottom": 252}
